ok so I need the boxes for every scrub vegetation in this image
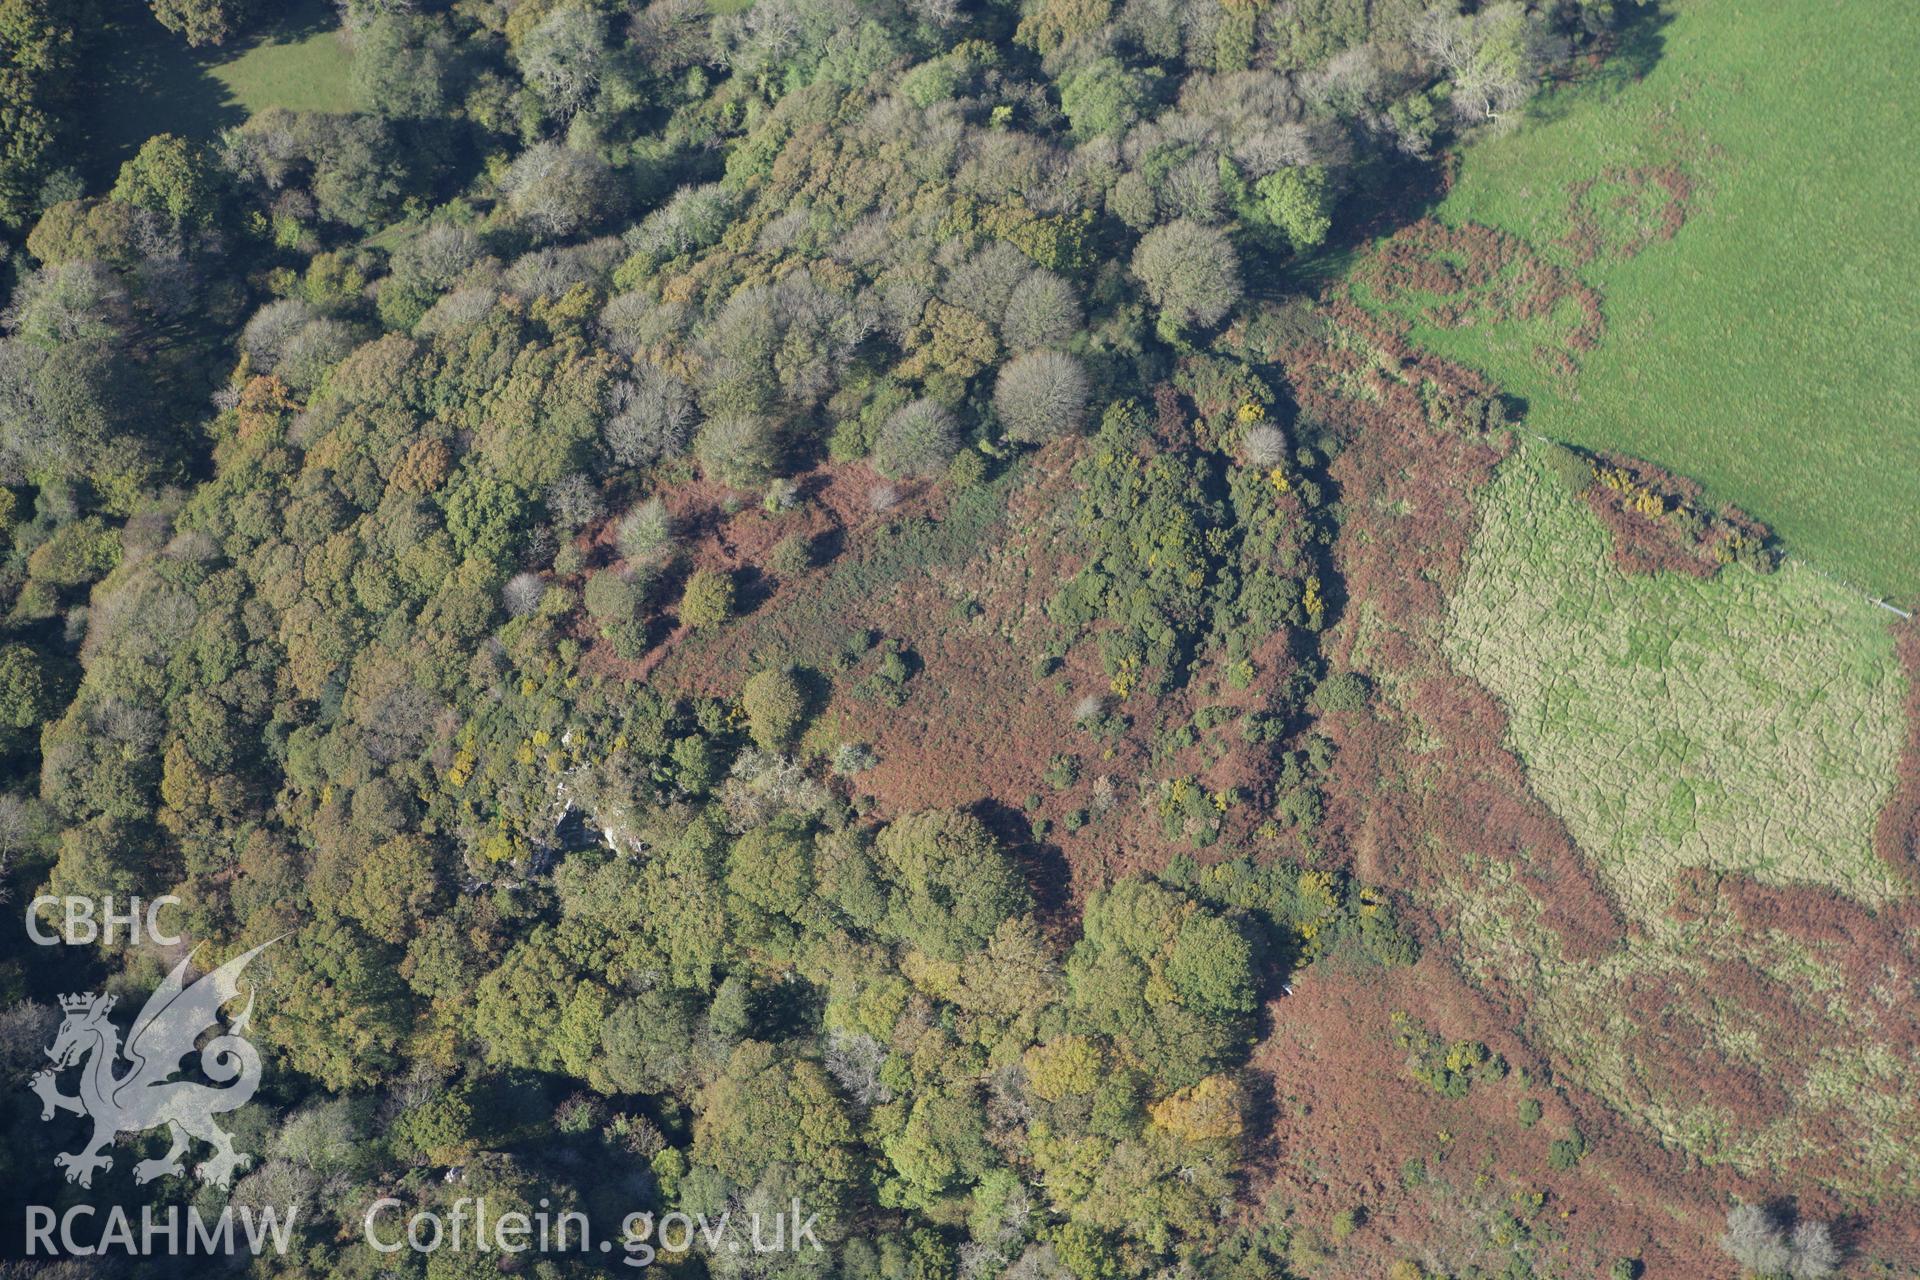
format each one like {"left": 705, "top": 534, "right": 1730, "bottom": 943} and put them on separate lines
{"left": 0, "top": 0, "right": 1914, "bottom": 1275}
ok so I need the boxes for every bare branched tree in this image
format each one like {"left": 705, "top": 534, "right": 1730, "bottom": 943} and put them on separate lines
{"left": 994, "top": 350, "right": 1089, "bottom": 444}
{"left": 502, "top": 572, "right": 544, "bottom": 618}
{"left": 823, "top": 1030, "right": 892, "bottom": 1106}
{"left": 1412, "top": 2, "right": 1566, "bottom": 123}
{"left": 1720, "top": 1203, "right": 1838, "bottom": 1279}
{"left": 1244, "top": 423, "right": 1289, "bottom": 467}
{"left": 1788, "top": 1221, "right": 1841, "bottom": 1280}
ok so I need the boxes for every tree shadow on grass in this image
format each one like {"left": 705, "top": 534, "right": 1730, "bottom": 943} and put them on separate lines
{"left": 75, "top": 0, "right": 343, "bottom": 189}
{"left": 1523, "top": 4, "right": 1675, "bottom": 129}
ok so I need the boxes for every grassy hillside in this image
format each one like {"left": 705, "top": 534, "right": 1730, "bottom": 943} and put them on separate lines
{"left": 1380, "top": 0, "right": 1920, "bottom": 603}
{"left": 1439, "top": 443, "right": 1916, "bottom": 1189}
{"left": 1446, "top": 443, "right": 1908, "bottom": 913}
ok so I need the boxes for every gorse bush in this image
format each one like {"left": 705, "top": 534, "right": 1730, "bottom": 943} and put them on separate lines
{"left": 679, "top": 568, "right": 735, "bottom": 629}
{"left": 767, "top": 531, "right": 814, "bottom": 577}
{"left": 1312, "top": 671, "right": 1369, "bottom": 714}
{"left": 583, "top": 570, "right": 640, "bottom": 622}
{"left": 1133, "top": 219, "right": 1243, "bottom": 332}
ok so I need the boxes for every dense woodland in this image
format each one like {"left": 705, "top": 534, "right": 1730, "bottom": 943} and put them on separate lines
{"left": 0, "top": 0, "right": 1737, "bottom": 1276}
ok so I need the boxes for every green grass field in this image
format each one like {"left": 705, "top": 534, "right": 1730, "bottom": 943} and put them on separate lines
{"left": 1382, "top": 0, "right": 1920, "bottom": 604}
{"left": 81, "top": 0, "right": 357, "bottom": 184}
{"left": 208, "top": 14, "right": 355, "bottom": 113}
{"left": 1445, "top": 443, "right": 1909, "bottom": 916}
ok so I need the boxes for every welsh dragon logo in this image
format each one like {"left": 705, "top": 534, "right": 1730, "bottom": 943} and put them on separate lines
{"left": 29, "top": 939, "right": 276, "bottom": 1189}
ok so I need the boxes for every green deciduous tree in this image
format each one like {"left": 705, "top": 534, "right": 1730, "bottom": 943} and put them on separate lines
{"left": 692, "top": 1041, "right": 861, "bottom": 1224}
{"left": 740, "top": 667, "right": 807, "bottom": 752}
{"left": 1251, "top": 165, "right": 1333, "bottom": 252}
{"left": 1132, "top": 219, "right": 1242, "bottom": 332}
{"left": 112, "top": 133, "right": 219, "bottom": 226}
{"left": 1059, "top": 57, "right": 1152, "bottom": 140}
{"left": 874, "top": 809, "right": 1030, "bottom": 961}
{"left": 1065, "top": 879, "right": 1256, "bottom": 1088}
{"left": 265, "top": 916, "right": 411, "bottom": 1091}
{"left": 441, "top": 472, "right": 526, "bottom": 567}
{"left": 679, "top": 569, "right": 735, "bottom": 628}
{"left": 150, "top": 0, "right": 251, "bottom": 47}
{"left": 725, "top": 814, "right": 814, "bottom": 951}
{"left": 342, "top": 833, "right": 446, "bottom": 945}
{"left": 473, "top": 925, "right": 613, "bottom": 1077}
{"left": 0, "top": 643, "right": 49, "bottom": 730}
{"left": 352, "top": 13, "right": 458, "bottom": 119}
{"left": 884, "top": 1091, "right": 994, "bottom": 1205}
{"left": 598, "top": 986, "right": 701, "bottom": 1094}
